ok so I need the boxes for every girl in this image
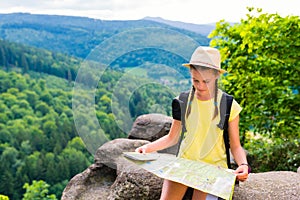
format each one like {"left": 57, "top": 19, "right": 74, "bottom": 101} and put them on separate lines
{"left": 136, "top": 46, "right": 249, "bottom": 200}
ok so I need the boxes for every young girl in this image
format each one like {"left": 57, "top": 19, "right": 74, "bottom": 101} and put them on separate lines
{"left": 135, "top": 46, "right": 249, "bottom": 200}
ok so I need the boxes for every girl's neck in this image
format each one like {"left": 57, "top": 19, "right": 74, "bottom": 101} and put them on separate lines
{"left": 195, "top": 90, "right": 215, "bottom": 101}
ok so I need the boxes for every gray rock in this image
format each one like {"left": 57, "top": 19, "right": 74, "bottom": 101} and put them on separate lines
{"left": 63, "top": 114, "right": 300, "bottom": 200}
{"left": 234, "top": 171, "right": 300, "bottom": 200}
{"left": 128, "top": 113, "right": 172, "bottom": 141}
{"left": 63, "top": 138, "right": 300, "bottom": 200}
{"left": 128, "top": 113, "right": 178, "bottom": 155}
{"left": 61, "top": 163, "right": 116, "bottom": 200}
{"left": 62, "top": 138, "right": 163, "bottom": 200}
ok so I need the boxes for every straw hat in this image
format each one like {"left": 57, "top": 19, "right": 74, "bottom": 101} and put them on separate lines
{"left": 182, "top": 46, "right": 226, "bottom": 74}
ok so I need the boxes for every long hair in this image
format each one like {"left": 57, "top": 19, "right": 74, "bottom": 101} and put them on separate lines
{"left": 186, "top": 65, "right": 219, "bottom": 120}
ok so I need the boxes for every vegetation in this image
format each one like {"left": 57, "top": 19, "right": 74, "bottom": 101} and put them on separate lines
{"left": 209, "top": 7, "right": 300, "bottom": 172}
{"left": 0, "top": 69, "right": 93, "bottom": 199}
{"left": 0, "top": 38, "right": 184, "bottom": 199}
{"left": 0, "top": 13, "right": 210, "bottom": 59}
{"left": 0, "top": 39, "right": 79, "bottom": 80}
{"left": 22, "top": 180, "right": 57, "bottom": 200}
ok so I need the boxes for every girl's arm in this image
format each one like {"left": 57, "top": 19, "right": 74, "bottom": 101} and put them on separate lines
{"left": 228, "top": 115, "right": 249, "bottom": 181}
{"left": 135, "top": 119, "right": 182, "bottom": 153}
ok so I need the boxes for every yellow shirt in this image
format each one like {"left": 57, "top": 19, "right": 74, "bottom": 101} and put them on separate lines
{"left": 178, "top": 89, "right": 242, "bottom": 168}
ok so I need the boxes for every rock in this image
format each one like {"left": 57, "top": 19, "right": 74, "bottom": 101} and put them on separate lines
{"left": 61, "top": 163, "right": 116, "bottom": 200}
{"left": 128, "top": 113, "right": 178, "bottom": 154}
{"left": 62, "top": 138, "right": 163, "bottom": 200}
{"left": 63, "top": 114, "right": 300, "bottom": 200}
{"left": 128, "top": 113, "right": 172, "bottom": 141}
{"left": 107, "top": 167, "right": 162, "bottom": 200}
{"left": 63, "top": 138, "right": 300, "bottom": 200}
{"left": 298, "top": 167, "right": 300, "bottom": 174}
{"left": 233, "top": 171, "right": 300, "bottom": 200}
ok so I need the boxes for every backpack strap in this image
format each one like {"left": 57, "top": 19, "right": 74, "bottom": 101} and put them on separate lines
{"left": 172, "top": 90, "right": 190, "bottom": 156}
{"left": 218, "top": 93, "right": 233, "bottom": 168}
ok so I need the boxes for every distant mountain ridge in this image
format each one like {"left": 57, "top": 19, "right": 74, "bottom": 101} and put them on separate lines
{"left": 0, "top": 13, "right": 210, "bottom": 59}
{"left": 143, "top": 16, "right": 215, "bottom": 36}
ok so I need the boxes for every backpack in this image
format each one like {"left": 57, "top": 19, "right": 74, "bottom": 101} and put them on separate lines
{"left": 172, "top": 90, "right": 233, "bottom": 168}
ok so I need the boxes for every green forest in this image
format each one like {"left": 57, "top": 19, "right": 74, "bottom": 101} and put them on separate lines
{"left": 0, "top": 37, "right": 184, "bottom": 199}
{"left": 0, "top": 8, "right": 299, "bottom": 200}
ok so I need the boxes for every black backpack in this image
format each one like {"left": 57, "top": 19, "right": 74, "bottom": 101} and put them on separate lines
{"left": 172, "top": 90, "right": 233, "bottom": 168}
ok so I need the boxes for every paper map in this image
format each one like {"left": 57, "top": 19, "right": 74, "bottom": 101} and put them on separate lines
{"left": 123, "top": 152, "right": 236, "bottom": 200}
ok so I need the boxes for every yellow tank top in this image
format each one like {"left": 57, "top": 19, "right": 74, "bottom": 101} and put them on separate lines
{"left": 178, "top": 89, "right": 242, "bottom": 168}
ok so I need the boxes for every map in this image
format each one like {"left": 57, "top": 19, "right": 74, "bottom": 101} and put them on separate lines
{"left": 123, "top": 152, "right": 236, "bottom": 200}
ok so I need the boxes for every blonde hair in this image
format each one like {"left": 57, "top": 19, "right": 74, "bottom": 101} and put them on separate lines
{"left": 186, "top": 65, "right": 219, "bottom": 120}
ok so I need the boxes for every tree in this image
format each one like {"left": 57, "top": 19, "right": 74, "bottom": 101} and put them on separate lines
{"left": 0, "top": 47, "right": 7, "bottom": 68}
{"left": 21, "top": 54, "right": 29, "bottom": 74}
{"left": 22, "top": 180, "right": 57, "bottom": 200}
{"left": 209, "top": 8, "right": 300, "bottom": 172}
{"left": 0, "top": 194, "right": 9, "bottom": 200}
{"left": 209, "top": 8, "right": 299, "bottom": 140}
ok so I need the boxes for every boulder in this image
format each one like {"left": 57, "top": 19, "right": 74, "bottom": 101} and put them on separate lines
{"left": 94, "top": 138, "right": 163, "bottom": 200}
{"left": 61, "top": 163, "right": 116, "bottom": 200}
{"left": 128, "top": 113, "right": 178, "bottom": 154}
{"left": 234, "top": 171, "right": 300, "bottom": 200}
{"left": 128, "top": 113, "right": 172, "bottom": 142}
{"left": 62, "top": 138, "right": 163, "bottom": 200}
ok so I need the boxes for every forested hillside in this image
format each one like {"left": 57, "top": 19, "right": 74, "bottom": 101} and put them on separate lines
{"left": 0, "top": 38, "right": 186, "bottom": 199}
{"left": 0, "top": 13, "right": 210, "bottom": 59}
{"left": 0, "top": 69, "right": 92, "bottom": 199}
{"left": 0, "top": 39, "right": 79, "bottom": 80}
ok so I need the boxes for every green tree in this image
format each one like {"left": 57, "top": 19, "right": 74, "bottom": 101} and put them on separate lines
{"left": 21, "top": 54, "right": 29, "bottom": 74}
{"left": 209, "top": 8, "right": 300, "bottom": 171}
{"left": 209, "top": 8, "right": 299, "bottom": 139}
{"left": 58, "top": 148, "right": 90, "bottom": 178}
{"left": 35, "top": 102, "right": 50, "bottom": 116}
{"left": 0, "top": 146, "right": 18, "bottom": 199}
{"left": 0, "top": 194, "right": 9, "bottom": 200}
{"left": 22, "top": 180, "right": 57, "bottom": 200}
{"left": 0, "top": 47, "right": 7, "bottom": 67}
{"left": 23, "top": 90, "right": 39, "bottom": 107}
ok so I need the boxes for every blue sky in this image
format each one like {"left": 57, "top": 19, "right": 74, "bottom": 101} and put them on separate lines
{"left": 0, "top": 0, "right": 299, "bottom": 24}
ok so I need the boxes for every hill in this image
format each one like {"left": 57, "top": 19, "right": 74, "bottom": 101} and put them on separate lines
{"left": 0, "top": 38, "right": 187, "bottom": 199}
{"left": 0, "top": 13, "right": 210, "bottom": 59}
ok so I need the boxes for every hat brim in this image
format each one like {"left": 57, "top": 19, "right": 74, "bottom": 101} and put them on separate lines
{"left": 182, "top": 63, "right": 227, "bottom": 74}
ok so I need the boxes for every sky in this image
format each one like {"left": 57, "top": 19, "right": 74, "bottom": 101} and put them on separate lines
{"left": 0, "top": 0, "right": 299, "bottom": 24}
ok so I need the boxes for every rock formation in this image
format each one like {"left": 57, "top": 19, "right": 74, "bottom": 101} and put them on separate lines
{"left": 62, "top": 114, "right": 300, "bottom": 200}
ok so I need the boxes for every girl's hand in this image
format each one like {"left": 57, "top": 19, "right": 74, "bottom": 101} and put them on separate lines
{"left": 135, "top": 145, "right": 149, "bottom": 154}
{"left": 234, "top": 164, "right": 250, "bottom": 182}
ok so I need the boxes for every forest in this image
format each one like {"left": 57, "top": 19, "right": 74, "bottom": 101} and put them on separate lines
{"left": 0, "top": 38, "right": 184, "bottom": 199}
{"left": 0, "top": 8, "right": 299, "bottom": 199}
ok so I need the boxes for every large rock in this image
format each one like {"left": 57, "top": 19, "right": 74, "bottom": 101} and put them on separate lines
{"left": 61, "top": 163, "right": 116, "bottom": 200}
{"left": 128, "top": 113, "right": 178, "bottom": 154}
{"left": 63, "top": 138, "right": 300, "bottom": 200}
{"left": 62, "top": 138, "right": 163, "bottom": 200}
{"left": 128, "top": 113, "right": 172, "bottom": 141}
{"left": 94, "top": 138, "right": 163, "bottom": 199}
{"left": 234, "top": 171, "right": 300, "bottom": 200}
{"left": 63, "top": 114, "right": 300, "bottom": 200}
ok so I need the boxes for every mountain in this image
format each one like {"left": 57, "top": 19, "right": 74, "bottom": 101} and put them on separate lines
{"left": 143, "top": 16, "right": 216, "bottom": 36}
{"left": 0, "top": 13, "right": 210, "bottom": 59}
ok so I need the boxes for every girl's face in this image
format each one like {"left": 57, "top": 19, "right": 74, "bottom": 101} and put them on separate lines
{"left": 191, "top": 68, "right": 219, "bottom": 99}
